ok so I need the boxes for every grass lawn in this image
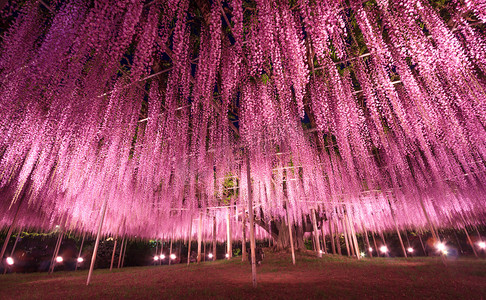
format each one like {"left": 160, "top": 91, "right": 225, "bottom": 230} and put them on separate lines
{"left": 1, "top": 250, "right": 485, "bottom": 299}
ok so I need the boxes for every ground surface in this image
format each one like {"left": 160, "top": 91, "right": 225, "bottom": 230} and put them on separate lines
{"left": 1, "top": 251, "right": 486, "bottom": 299}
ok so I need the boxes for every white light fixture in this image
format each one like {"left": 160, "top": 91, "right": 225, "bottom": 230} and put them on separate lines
{"left": 170, "top": 254, "right": 176, "bottom": 260}
{"left": 319, "top": 250, "right": 323, "bottom": 254}
{"left": 478, "top": 241, "right": 486, "bottom": 249}
{"left": 225, "top": 253, "right": 229, "bottom": 258}
{"left": 55, "top": 256, "right": 63, "bottom": 263}
{"left": 368, "top": 247, "right": 373, "bottom": 252}
{"left": 77, "top": 257, "right": 84, "bottom": 263}
{"left": 160, "top": 254, "right": 166, "bottom": 259}
{"left": 380, "top": 246, "right": 388, "bottom": 253}
{"left": 407, "top": 247, "right": 414, "bottom": 253}
{"left": 154, "top": 255, "right": 159, "bottom": 261}
{"left": 360, "top": 252, "right": 365, "bottom": 257}
{"left": 6, "top": 257, "right": 14, "bottom": 265}
{"left": 436, "top": 243, "right": 446, "bottom": 252}
{"left": 208, "top": 253, "right": 213, "bottom": 259}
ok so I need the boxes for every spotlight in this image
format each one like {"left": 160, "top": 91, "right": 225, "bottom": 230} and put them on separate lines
{"left": 360, "top": 252, "right": 365, "bottom": 258}
{"left": 160, "top": 254, "right": 166, "bottom": 259}
{"left": 77, "top": 257, "right": 84, "bottom": 263}
{"left": 225, "top": 253, "right": 229, "bottom": 258}
{"left": 170, "top": 254, "right": 176, "bottom": 260}
{"left": 208, "top": 253, "right": 213, "bottom": 259}
{"left": 55, "top": 256, "right": 63, "bottom": 263}
{"left": 380, "top": 246, "right": 388, "bottom": 253}
{"left": 436, "top": 243, "right": 446, "bottom": 252}
{"left": 407, "top": 247, "right": 414, "bottom": 253}
{"left": 478, "top": 241, "right": 486, "bottom": 249}
{"left": 368, "top": 247, "right": 373, "bottom": 252}
{"left": 319, "top": 250, "right": 323, "bottom": 254}
{"left": 154, "top": 255, "right": 159, "bottom": 261}
{"left": 6, "top": 257, "right": 14, "bottom": 265}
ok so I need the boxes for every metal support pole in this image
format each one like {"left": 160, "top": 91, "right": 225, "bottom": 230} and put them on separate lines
{"left": 242, "top": 207, "right": 247, "bottom": 261}
{"left": 86, "top": 198, "right": 108, "bottom": 285}
{"left": 117, "top": 237, "right": 125, "bottom": 268}
{"left": 197, "top": 213, "right": 202, "bottom": 263}
{"left": 246, "top": 153, "right": 257, "bottom": 288}
{"left": 226, "top": 207, "right": 232, "bottom": 259}
{"left": 75, "top": 232, "right": 86, "bottom": 271}
{"left": 110, "top": 235, "right": 118, "bottom": 271}
{"left": 212, "top": 216, "right": 217, "bottom": 261}
{"left": 49, "top": 231, "right": 63, "bottom": 274}
{"left": 3, "top": 228, "right": 22, "bottom": 274}
{"left": 187, "top": 215, "right": 192, "bottom": 265}
{"left": 311, "top": 209, "right": 322, "bottom": 257}
{"left": 464, "top": 227, "right": 478, "bottom": 257}
{"left": 285, "top": 197, "right": 296, "bottom": 265}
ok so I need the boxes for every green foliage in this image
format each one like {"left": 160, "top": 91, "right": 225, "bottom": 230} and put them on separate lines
{"left": 261, "top": 73, "right": 269, "bottom": 85}
{"left": 304, "top": 239, "right": 313, "bottom": 250}
{"left": 233, "top": 248, "right": 241, "bottom": 256}
{"left": 220, "top": 173, "right": 238, "bottom": 205}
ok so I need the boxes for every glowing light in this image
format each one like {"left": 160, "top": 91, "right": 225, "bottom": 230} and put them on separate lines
{"left": 319, "top": 250, "right": 323, "bottom": 254}
{"left": 55, "top": 256, "right": 63, "bottom": 263}
{"left": 436, "top": 243, "right": 446, "bottom": 252}
{"left": 208, "top": 253, "right": 213, "bottom": 259}
{"left": 170, "top": 254, "right": 176, "bottom": 260}
{"left": 407, "top": 247, "right": 414, "bottom": 253}
{"left": 360, "top": 252, "right": 365, "bottom": 257}
{"left": 77, "top": 257, "right": 84, "bottom": 263}
{"left": 368, "top": 247, "right": 373, "bottom": 252}
{"left": 478, "top": 241, "right": 486, "bottom": 249}
{"left": 6, "top": 257, "right": 14, "bottom": 265}
{"left": 154, "top": 255, "right": 159, "bottom": 261}
{"left": 441, "top": 250, "right": 448, "bottom": 255}
{"left": 160, "top": 254, "right": 165, "bottom": 259}
{"left": 380, "top": 246, "right": 388, "bottom": 253}
{"left": 225, "top": 253, "right": 229, "bottom": 258}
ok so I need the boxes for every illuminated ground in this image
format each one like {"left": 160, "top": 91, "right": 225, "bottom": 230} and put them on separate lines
{"left": 1, "top": 251, "right": 485, "bottom": 299}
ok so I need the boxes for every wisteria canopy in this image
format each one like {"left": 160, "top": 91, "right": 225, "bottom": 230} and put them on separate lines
{"left": 1, "top": 0, "right": 486, "bottom": 242}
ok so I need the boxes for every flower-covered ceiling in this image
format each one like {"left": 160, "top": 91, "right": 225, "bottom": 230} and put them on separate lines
{"left": 0, "top": 0, "right": 485, "bottom": 239}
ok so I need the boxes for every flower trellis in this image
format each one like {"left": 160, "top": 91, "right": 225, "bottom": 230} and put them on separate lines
{"left": 0, "top": 0, "right": 485, "bottom": 241}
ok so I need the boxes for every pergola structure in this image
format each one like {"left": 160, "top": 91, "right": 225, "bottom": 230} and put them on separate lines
{"left": 1, "top": 0, "right": 486, "bottom": 286}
